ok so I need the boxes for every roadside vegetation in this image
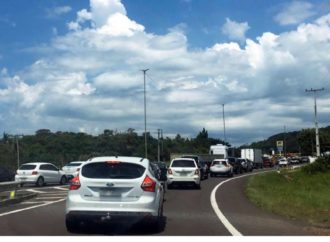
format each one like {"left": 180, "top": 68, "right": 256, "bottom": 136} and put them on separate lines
{"left": 246, "top": 156, "right": 330, "bottom": 228}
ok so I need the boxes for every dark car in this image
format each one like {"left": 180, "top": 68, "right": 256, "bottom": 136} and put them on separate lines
{"left": 227, "top": 157, "right": 243, "bottom": 174}
{"left": 0, "top": 166, "right": 15, "bottom": 182}
{"left": 181, "top": 155, "right": 208, "bottom": 180}
{"left": 153, "top": 161, "right": 168, "bottom": 182}
{"left": 237, "top": 158, "right": 253, "bottom": 172}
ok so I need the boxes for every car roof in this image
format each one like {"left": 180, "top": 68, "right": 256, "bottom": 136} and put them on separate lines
{"left": 213, "top": 159, "right": 227, "bottom": 162}
{"left": 87, "top": 156, "right": 148, "bottom": 166}
{"left": 172, "top": 157, "right": 196, "bottom": 161}
{"left": 20, "top": 162, "right": 53, "bottom": 166}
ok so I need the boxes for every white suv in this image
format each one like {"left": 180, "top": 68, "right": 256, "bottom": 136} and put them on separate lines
{"left": 62, "top": 161, "right": 85, "bottom": 180}
{"left": 15, "top": 162, "right": 67, "bottom": 187}
{"left": 65, "top": 156, "right": 165, "bottom": 233}
{"left": 166, "top": 158, "right": 201, "bottom": 189}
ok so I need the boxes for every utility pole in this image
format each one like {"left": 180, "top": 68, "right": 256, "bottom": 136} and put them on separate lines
{"left": 305, "top": 88, "right": 324, "bottom": 157}
{"left": 284, "top": 125, "right": 287, "bottom": 157}
{"left": 157, "top": 129, "right": 161, "bottom": 162}
{"left": 141, "top": 69, "right": 149, "bottom": 159}
{"left": 160, "top": 129, "right": 164, "bottom": 162}
{"left": 222, "top": 104, "right": 227, "bottom": 144}
{"left": 16, "top": 136, "right": 20, "bottom": 169}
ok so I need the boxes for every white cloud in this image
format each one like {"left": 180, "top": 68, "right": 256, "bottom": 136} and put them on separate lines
{"left": 221, "top": 18, "right": 250, "bottom": 42}
{"left": 274, "top": 1, "right": 316, "bottom": 25}
{"left": 46, "top": 6, "right": 72, "bottom": 18}
{"left": 1, "top": 0, "right": 330, "bottom": 146}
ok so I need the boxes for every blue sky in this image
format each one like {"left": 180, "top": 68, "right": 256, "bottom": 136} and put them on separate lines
{"left": 0, "top": 0, "right": 330, "bottom": 147}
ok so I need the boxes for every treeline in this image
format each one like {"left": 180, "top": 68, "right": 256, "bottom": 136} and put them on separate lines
{"left": 0, "top": 128, "right": 227, "bottom": 172}
{"left": 244, "top": 126, "right": 330, "bottom": 155}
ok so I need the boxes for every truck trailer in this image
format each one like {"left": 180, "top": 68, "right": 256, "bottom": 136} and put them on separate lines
{"left": 241, "top": 148, "right": 263, "bottom": 169}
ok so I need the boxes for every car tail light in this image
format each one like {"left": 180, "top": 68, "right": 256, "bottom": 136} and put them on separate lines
{"left": 167, "top": 168, "right": 173, "bottom": 175}
{"left": 69, "top": 176, "right": 81, "bottom": 190}
{"left": 32, "top": 171, "right": 38, "bottom": 175}
{"left": 195, "top": 169, "right": 199, "bottom": 175}
{"left": 141, "top": 175, "right": 156, "bottom": 192}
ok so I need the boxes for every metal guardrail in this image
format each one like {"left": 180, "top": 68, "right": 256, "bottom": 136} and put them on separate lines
{"left": 0, "top": 181, "right": 21, "bottom": 201}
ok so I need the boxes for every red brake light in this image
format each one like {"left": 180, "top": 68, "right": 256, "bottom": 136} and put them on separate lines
{"left": 141, "top": 175, "right": 156, "bottom": 192}
{"left": 167, "top": 168, "right": 172, "bottom": 175}
{"left": 106, "top": 161, "right": 121, "bottom": 165}
{"left": 69, "top": 176, "right": 81, "bottom": 190}
{"left": 32, "top": 171, "right": 38, "bottom": 175}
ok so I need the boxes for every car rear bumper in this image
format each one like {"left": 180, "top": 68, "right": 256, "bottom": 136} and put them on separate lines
{"left": 166, "top": 176, "right": 200, "bottom": 185}
{"left": 15, "top": 175, "right": 38, "bottom": 184}
{"left": 66, "top": 210, "right": 156, "bottom": 224}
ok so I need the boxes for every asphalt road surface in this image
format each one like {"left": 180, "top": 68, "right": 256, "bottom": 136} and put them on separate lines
{"left": 0, "top": 170, "right": 325, "bottom": 236}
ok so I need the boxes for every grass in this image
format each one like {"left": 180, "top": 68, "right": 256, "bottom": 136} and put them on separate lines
{"left": 246, "top": 169, "right": 330, "bottom": 228}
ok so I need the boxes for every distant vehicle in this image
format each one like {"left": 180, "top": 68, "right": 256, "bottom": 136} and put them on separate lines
{"left": 209, "top": 159, "right": 233, "bottom": 177}
{"left": 167, "top": 158, "right": 201, "bottom": 189}
{"left": 262, "top": 157, "right": 273, "bottom": 167}
{"left": 278, "top": 158, "right": 289, "bottom": 167}
{"left": 153, "top": 162, "right": 168, "bottom": 182}
{"left": 0, "top": 166, "right": 14, "bottom": 182}
{"left": 15, "top": 162, "right": 67, "bottom": 187}
{"left": 209, "top": 144, "right": 228, "bottom": 158}
{"left": 65, "top": 156, "right": 165, "bottom": 233}
{"left": 227, "top": 157, "right": 243, "bottom": 174}
{"left": 62, "top": 161, "right": 86, "bottom": 180}
{"left": 237, "top": 158, "right": 253, "bottom": 172}
{"left": 241, "top": 148, "right": 263, "bottom": 169}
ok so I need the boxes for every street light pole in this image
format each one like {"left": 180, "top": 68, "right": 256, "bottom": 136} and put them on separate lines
{"left": 141, "top": 69, "right": 149, "bottom": 159}
{"left": 305, "top": 88, "right": 324, "bottom": 157}
{"left": 222, "top": 104, "right": 227, "bottom": 144}
{"left": 16, "top": 136, "right": 20, "bottom": 169}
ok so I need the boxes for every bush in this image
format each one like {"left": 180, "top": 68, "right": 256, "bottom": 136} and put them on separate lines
{"left": 302, "top": 156, "right": 330, "bottom": 174}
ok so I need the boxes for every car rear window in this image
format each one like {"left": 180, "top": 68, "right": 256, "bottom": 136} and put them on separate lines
{"left": 19, "top": 165, "right": 36, "bottom": 170}
{"left": 65, "top": 163, "right": 82, "bottom": 167}
{"left": 212, "top": 161, "right": 220, "bottom": 165}
{"left": 81, "top": 162, "right": 145, "bottom": 179}
{"left": 171, "top": 159, "right": 196, "bottom": 168}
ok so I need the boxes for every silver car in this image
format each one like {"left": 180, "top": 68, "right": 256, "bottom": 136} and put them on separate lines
{"left": 15, "top": 162, "right": 67, "bottom": 187}
{"left": 65, "top": 156, "right": 165, "bottom": 233}
{"left": 62, "top": 161, "right": 86, "bottom": 180}
{"left": 166, "top": 158, "right": 201, "bottom": 189}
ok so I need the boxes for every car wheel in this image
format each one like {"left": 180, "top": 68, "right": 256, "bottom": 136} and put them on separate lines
{"left": 60, "top": 176, "right": 67, "bottom": 185}
{"left": 167, "top": 184, "right": 172, "bottom": 190}
{"left": 66, "top": 217, "right": 80, "bottom": 233}
{"left": 195, "top": 183, "right": 201, "bottom": 190}
{"left": 36, "top": 177, "right": 44, "bottom": 187}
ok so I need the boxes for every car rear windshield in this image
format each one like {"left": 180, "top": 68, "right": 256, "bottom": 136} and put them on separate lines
{"left": 65, "top": 163, "right": 82, "bottom": 167}
{"left": 171, "top": 159, "right": 196, "bottom": 168}
{"left": 19, "top": 165, "right": 37, "bottom": 170}
{"left": 81, "top": 162, "right": 145, "bottom": 179}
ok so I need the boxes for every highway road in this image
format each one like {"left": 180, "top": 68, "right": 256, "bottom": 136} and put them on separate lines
{"left": 0, "top": 170, "right": 323, "bottom": 236}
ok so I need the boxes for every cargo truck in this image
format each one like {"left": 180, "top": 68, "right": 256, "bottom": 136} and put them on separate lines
{"left": 240, "top": 148, "right": 263, "bottom": 169}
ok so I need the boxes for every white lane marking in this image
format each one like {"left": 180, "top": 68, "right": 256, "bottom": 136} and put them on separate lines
{"left": 210, "top": 170, "right": 274, "bottom": 236}
{"left": 25, "top": 189, "right": 47, "bottom": 194}
{"left": 35, "top": 197, "right": 64, "bottom": 199}
{"left": 53, "top": 186, "right": 68, "bottom": 191}
{"left": 0, "top": 198, "right": 66, "bottom": 217}
{"left": 20, "top": 201, "right": 44, "bottom": 204}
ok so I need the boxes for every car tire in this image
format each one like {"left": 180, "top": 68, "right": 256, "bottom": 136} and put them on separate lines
{"left": 60, "top": 176, "right": 67, "bottom": 185}
{"left": 66, "top": 217, "right": 80, "bottom": 233}
{"left": 36, "top": 177, "right": 44, "bottom": 187}
{"left": 195, "top": 183, "right": 201, "bottom": 190}
{"left": 167, "top": 184, "right": 172, "bottom": 190}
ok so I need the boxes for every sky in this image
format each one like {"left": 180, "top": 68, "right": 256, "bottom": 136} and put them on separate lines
{"left": 0, "top": 0, "right": 330, "bottom": 147}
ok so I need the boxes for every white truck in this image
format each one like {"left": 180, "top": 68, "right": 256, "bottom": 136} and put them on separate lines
{"left": 209, "top": 144, "right": 228, "bottom": 158}
{"left": 241, "top": 148, "right": 263, "bottom": 169}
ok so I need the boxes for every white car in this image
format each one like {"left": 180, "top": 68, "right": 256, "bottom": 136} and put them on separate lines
{"left": 65, "top": 156, "right": 165, "bottom": 233}
{"left": 278, "top": 158, "right": 289, "bottom": 167}
{"left": 62, "top": 161, "right": 86, "bottom": 180}
{"left": 210, "top": 159, "right": 233, "bottom": 177}
{"left": 166, "top": 158, "right": 201, "bottom": 189}
{"left": 15, "top": 162, "right": 67, "bottom": 187}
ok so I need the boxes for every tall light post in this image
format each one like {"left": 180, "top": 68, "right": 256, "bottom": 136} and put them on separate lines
{"left": 222, "top": 104, "right": 227, "bottom": 143}
{"left": 305, "top": 88, "right": 324, "bottom": 157}
{"left": 141, "top": 69, "right": 149, "bottom": 158}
